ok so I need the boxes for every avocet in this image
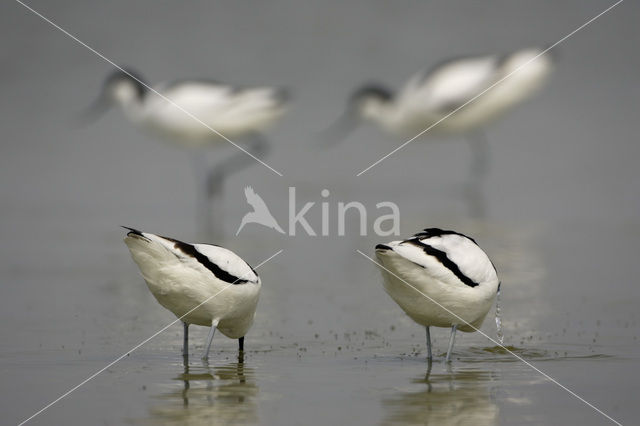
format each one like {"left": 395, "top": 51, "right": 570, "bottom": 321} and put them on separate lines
{"left": 375, "top": 228, "right": 500, "bottom": 362}
{"left": 123, "top": 227, "right": 261, "bottom": 359}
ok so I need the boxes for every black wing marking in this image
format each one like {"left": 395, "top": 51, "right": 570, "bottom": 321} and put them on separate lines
{"left": 412, "top": 228, "right": 498, "bottom": 275}
{"left": 162, "top": 236, "right": 251, "bottom": 285}
{"left": 405, "top": 239, "right": 479, "bottom": 288}
{"left": 412, "top": 228, "right": 478, "bottom": 245}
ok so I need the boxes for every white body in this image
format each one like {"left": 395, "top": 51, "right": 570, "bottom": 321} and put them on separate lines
{"left": 124, "top": 230, "right": 261, "bottom": 338}
{"left": 110, "top": 79, "right": 288, "bottom": 148}
{"left": 360, "top": 47, "right": 553, "bottom": 136}
{"left": 375, "top": 229, "right": 499, "bottom": 332}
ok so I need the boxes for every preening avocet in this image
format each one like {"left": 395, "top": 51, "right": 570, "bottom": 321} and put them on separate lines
{"left": 123, "top": 227, "right": 261, "bottom": 359}
{"left": 327, "top": 46, "right": 554, "bottom": 179}
{"left": 375, "top": 228, "right": 500, "bottom": 362}
{"left": 88, "top": 69, "right": 289, "bottom": 236}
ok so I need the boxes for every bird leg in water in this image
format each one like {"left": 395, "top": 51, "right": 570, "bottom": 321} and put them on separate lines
{"left": 182, "top": 321, "right": 189, "bottom": 357}
{"left": 207, "top": 132, "right": 270, "bottom": 199}
{"left": 202, "top": 319, "right": 220, "bottom": 360}
{"left": 425, "top": 326, "right": 432, "bottom": 360}
{"left": 445, "top": 324, "right": 458, "bottom": 363}
{"left": 238, "top": 336, "right": 244, "bottom": 353}
{"left": 425, "top": 358, "right": 433, "bottom": 391}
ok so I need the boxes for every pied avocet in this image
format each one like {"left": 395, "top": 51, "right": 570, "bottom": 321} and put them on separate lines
{"left": 328, "top": 47, "right": 554, "bottom": 182}
{"left": 123, "top": 227, "right": 261, "bottom": 359}
{"left": 88, "top": 69, "right": 289, "bottom": 236}
{"left": 375, "top": 228, "right": 500, "bottom": 362}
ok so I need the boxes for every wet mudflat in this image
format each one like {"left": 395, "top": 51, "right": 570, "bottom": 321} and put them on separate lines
{"left": 3, "top": 219, "right": 638, "bottom": 425}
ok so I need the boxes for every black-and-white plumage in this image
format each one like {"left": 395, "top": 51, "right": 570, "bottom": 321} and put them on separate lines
{"left": 123, "top": 227, "right": 261, "bottom": 359}
{"left": 375, "top": 228, "right": 499, "bottom": 362}
{"left": 337, "top": 47, "right": 553, "bottom": 138}
{"left": 88, "top": 69, "right": 289, "bottom": 238}
{"left": 88, "top": 69, "right": 289, "bottom": 144}
{"left": 325, "top": 47, "right": 553, "bottom": 217}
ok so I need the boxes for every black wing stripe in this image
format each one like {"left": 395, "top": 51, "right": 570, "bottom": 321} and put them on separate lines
{"left": 413, "top": 228, "right": 478, "bottom": 245}
{"left": 407, "top": 239, "right": 479, "bottom": 288}
{"left": 163, "top": 237, "right": 250, "bottom": 285}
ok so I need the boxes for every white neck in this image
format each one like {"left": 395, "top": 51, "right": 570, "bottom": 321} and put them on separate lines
{"left": 359, "top": 98, "right": 402, "bottom": 132}
{"left": 109, "top": 82, "right": 145, "bottom": 121}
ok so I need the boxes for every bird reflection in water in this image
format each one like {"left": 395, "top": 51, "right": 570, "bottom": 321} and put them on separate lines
{"left": 382, "top": 362, "right": 500, "bottom": 426}
{"left": 145, "top": 353, "right": 258, "bottom": 425}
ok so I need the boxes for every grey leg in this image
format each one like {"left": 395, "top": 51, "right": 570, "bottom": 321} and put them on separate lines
{"left": 468, "top": 130, "right": 490, "bottom": 180}
{"left": 445, "top": 324, "right": 458, "bottom": 363}
{"left": 182, "top": 321, "right": 189, "bottom": 357}
{"left": 205, "top": 133, "right": 270, "bottom": 239}
{"left": 190, "top": 152, "right": 215, "bottom": 239}
{"left": 207, "top": 132, "right": 270, "bottom": 198}
{"left": 202, "top": 322, "right": 218, "bottom": 360}
{"left": 465, "top": 131, "right": 489, "bottom": 218}
{"left": 425, "top": 326, "right": 432, "bottom": 360}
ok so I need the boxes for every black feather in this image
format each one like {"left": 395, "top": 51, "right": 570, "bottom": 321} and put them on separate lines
{"left": 162, "top": 236, "right": 254, "bottom": 285}
{"left": 413, "top": 228, "right": 477, "bottom": 245}
{"left": 104, "top": 68, "right": 147, "bottom": 98}
{"left": 406, "top": 239, "right": 479, "bottom": 288}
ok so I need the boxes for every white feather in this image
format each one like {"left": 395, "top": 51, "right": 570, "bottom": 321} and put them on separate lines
{"left": 106, "top": 77, "right": 288, "bottom": 148}
{"left": 358, "top": 47, "right": 553, "bottom": 136}
{"left": 375, "top": 230, "right": 499, "bottom": 332}
{"left": 124, "top": 230, "right": 261, "bottom": 339}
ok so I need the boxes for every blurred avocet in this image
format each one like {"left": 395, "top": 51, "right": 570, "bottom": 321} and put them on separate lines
{"left": 123, "top": 227, "right": 261, "bottom": 359}
{"left": 87, "top": 69, "right": 288, "bottom": 147}
{"left": 327, "top": 47, "right": 554, "bottom": 179}
{"left": 375, "top": 228, "right": 500, "bottom": 362}
{"left": 87, "top": 69, "right": 289, "bottom": 236}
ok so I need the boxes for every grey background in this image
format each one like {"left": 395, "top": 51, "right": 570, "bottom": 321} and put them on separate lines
{"left": 1, "top": 1, "right": 638, "bottom": 425}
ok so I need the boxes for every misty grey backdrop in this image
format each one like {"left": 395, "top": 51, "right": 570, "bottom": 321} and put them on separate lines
{"left": 1, "top": 1, "right": 638, "bottom": 425}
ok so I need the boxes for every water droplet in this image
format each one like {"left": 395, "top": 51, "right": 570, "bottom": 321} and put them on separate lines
{"left": 495, "top": 284, "right": 504, "bottom": 345}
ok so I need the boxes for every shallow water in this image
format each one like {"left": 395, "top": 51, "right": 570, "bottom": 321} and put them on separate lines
{"left": 2, "top": 0, "right": 640, "bottom": 425}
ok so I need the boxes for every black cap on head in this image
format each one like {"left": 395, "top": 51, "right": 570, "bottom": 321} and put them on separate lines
{"left": 349, "top": 83, "right": 393, "bottom": 105}
{"left": 104, "top": 68, "right": 147, "bottom": 98}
